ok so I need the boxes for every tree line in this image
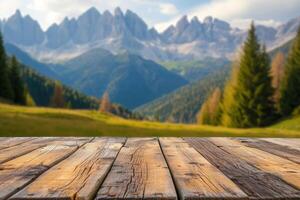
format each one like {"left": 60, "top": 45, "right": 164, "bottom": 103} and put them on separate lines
{"left": 0, "top": 31, "right": 103, "bottom": 110}
{"left": 197, "top": 23, "right": 300, "bottom": 128}
{"left": 0, "top": 32, "right": 26, "bottom": 105}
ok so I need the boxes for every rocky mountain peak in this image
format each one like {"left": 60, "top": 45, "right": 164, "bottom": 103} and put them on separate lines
{"left": 81, "top": 7, "right": 101, "bottom": 20}
{"left": 204, "top": 16, "right": 213, "bottom": 24}
{"left": 124, "top": 9, "right": 150, "bottom": 39}
{"left": 176, "top": 15, "right": 189, "bottom": 31}
{"left": 3, "top": 9, "right": 44, "bottom": 46}
{"left": 103, "top": 10, "right": 113, "bottom": 18}
{"left": 14, "top": 9, "right": 22, "bottom": 18}
{"left": 191, "top": 16, "right": 200, "bottom": 24}
{"left": 114, "top": 7, "right": 124, "bottom": 16}
{"left": 214, "top": 18, "right": 230, "bottom": 30}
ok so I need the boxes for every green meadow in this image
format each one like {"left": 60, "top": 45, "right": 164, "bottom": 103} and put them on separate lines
{"left": 0, "top": 103, "right": 299, "bottom": 138}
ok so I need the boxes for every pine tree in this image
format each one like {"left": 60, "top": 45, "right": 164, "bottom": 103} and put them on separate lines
{"left": 50, "top": 82, "right": 65, "bottom": 108}
{"left": 280, "top": 28, "right": 300, "bottom": 116}
{"left": 197, "top": 88, "right": 222, "bottom": 125}
{"left": 0, "top": 32, "right": 13, "bottom": 100}
{"left": 271, "top": 52, "right": 285, "bottom": 108}
{"left": 221, "top": 61, "right": 240, "bottom": 127}
{"left": 10, "top": 56, "right": 26, "bottom": 104}
{"left": 226, "top": 23, "right": 275, "bottom": 128}
{"left": 99, "top": 92, "right": 112, "bottom": 113}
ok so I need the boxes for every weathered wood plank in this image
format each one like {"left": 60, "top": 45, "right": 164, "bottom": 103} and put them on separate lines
{"left": 185, "top": 138, "right": 300, "bottom": 199}
{"left": 236, "top": 138, "right": 300, "bottom": 164}
{"left": 0, "top": 138, "right": 89, "bottom": 200}
{"left": 159, "top": 137, "right": 248, "bottom": 200}
{"left": 11, "top": 137, "right": 125, "bottom": 200}
{"left": 0, "top": 137, "right": 36, "bottom": 150}
{"left": 96, "top": 138, "right": 177, "bottom": 200}
{"left": 0, "top": 138, "right": 57, "bottom": 164}
{"left": 209, "top": 138, "right": 300, "bottom": 190}
{"left": 261, "top": 138, "right": 300, "bottom": 151}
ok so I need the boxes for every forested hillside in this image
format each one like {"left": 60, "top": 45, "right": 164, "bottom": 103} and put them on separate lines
{"left": 22, "top": 67, "right": 99, "bottom": 109}
{"left": 136, "top": 66, "right": 230, "bottom": 123}
{"left": 56, "top": 48, "right": 188, "bottom": 109}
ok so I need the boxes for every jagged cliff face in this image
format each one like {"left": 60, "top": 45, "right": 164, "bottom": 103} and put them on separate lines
{"left": 1, "top": 8, "right": 299, "bottom": 63}
{"left": 2, "top": 10, "right": 45, "bottom": 46}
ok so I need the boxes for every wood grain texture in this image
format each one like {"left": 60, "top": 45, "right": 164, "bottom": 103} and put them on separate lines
{"left": 159, "top": 137, "right": 248, "bottom": 200}
{"left": 96, "top": 138, "right": 177, "bottom": 200}
{"left": 261, "top": 138, "right": 300, "bottom": 151}
{"left": 0, "top": 138, "right": 89, "bottom": 200}
{"left": 209, "top": 138, "right": 300, "bottom": 190}
{"left": 11, "top": 137, "right": 125, "bottom": 200}
{"left": 0, "top": 137, "right": 35, "bottom": 151}
{"left": 0, "top": 138, "right": 57, "bottom": 164}
{"left": 236, "top": 138, "right": 300, "bottom": 164}
{"left": 185, "top": 138, "right": 300, "bottom": 199}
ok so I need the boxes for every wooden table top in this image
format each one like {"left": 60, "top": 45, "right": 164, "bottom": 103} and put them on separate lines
{"left": 0, "top": 137, "right": 299, "bottom": 200}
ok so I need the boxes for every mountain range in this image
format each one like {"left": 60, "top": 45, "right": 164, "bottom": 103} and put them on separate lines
{"left": 1, "top": 8, "right": 299, "bottom": 63}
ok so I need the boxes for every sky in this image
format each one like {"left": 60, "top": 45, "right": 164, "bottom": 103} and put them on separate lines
{"left": 0, "top": 0, "right": 300, "bottom": 32}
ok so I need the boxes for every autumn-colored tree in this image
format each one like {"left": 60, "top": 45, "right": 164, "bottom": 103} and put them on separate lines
{"left": 99, "top": 92, "right": 112, "bottom": 113}
{"left": 221, "top": 61, "right": 240, "bottom": 127}
{"left": 197, "top": 87, "right": 222, "bottom": 125}
{"left": 271, "top": 52, "right": 285, "bottom": 108}
{"left": 50, "top": 82, "right": 65, "bottom": 108}
{"left": 197, "top": 101, "right": 210, "bottom": 124}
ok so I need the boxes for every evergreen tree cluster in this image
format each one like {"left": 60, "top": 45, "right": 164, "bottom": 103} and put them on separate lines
{"left": 0, "top": 32, "right": 26, "bottom": 105}
{"left": 23, "top": 67, "right": 99, "bottom": 109}
{"left": 279, "top": 28, "right": 300, "bottom": 116}
{"left": 0, "top": 31, "right": 100, "bottom": 109}
{"left": 198, "top": 24, "right": 300, "bottom": 128}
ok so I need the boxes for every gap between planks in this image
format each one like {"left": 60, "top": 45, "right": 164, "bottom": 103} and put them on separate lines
{"left": 0, "top": 137, "right": 93, "bottom": 200}
{"left": 10, "top": 137, "right": 126, "bottom": 200}
{"left": 185, "top": 137, "right": 300, "bottom": 199}
{"left": 209, "top": 138, "right": 300, "bottom": 190}
{"left": 159, "top": 137, "right": 248, "bottom": 200}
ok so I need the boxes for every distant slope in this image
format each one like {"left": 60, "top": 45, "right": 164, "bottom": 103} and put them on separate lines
{"left": 56, "top": 48, "right": 188, "bottom": 109}
{"left": 269, "top": 38, "right": 294, "bottom": 57}
{"left": 136, "top": 66, "right": 230, "bottom": 123}
{"left": 5, "top": 43, "right": 59, "bottom": 79}
{"left": 160, "top": 58, "right": 230, "bottom": 81}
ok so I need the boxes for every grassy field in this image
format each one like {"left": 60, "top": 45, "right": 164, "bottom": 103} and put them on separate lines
{"left": 0, "top": 103, "right": 300, "bottom": 137}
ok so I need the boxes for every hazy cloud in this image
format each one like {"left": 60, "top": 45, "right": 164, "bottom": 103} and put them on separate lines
{"left": 0, "top": 0, "right": 299, "bottom": 31}
{"left": 159, "top": 3, "right": 178, "bottom": 15}
{"left": 155, "top": 0, "right": 300, "bottom": 32}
